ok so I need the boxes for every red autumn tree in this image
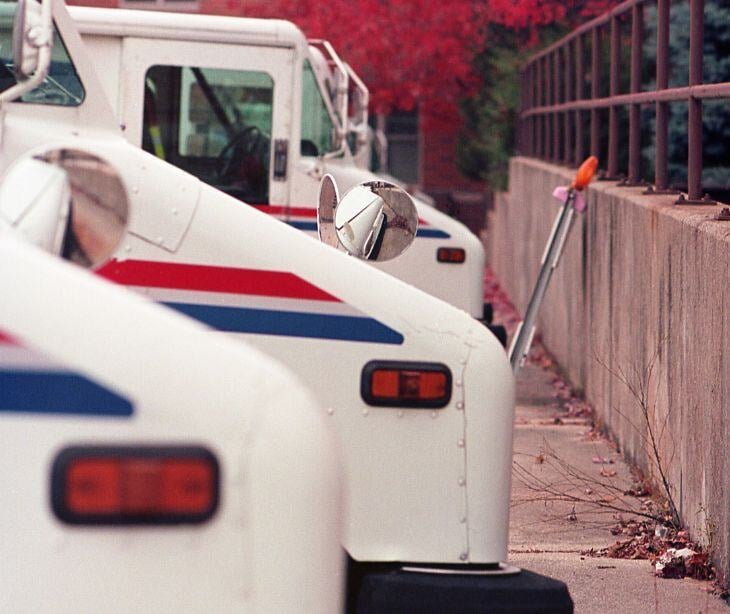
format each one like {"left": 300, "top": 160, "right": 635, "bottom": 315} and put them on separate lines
{"left": 244, "top": 0, "right": 617, "bottom": 127}
{"left": 245, "top": 0, "right": 487, "bottom": 126}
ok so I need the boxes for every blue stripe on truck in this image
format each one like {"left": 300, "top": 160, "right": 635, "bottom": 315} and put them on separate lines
{"left": 0, "top": 371, "right": 133, "bottom": 416}
{"left": 165, "top": 302, "right": 405, "bottom": 345}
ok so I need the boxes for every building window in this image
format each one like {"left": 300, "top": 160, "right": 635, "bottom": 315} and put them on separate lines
{"left": 385, "top": 109, "right": 420, "bottom": 185}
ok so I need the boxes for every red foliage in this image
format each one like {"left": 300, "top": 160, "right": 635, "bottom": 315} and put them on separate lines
{"left": 244, "top": 0, "right": 617, "bottom": 127}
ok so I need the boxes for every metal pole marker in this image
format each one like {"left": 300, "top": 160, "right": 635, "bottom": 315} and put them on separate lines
{"left": 508, "top": 156, "right": 598, "bottom": 375}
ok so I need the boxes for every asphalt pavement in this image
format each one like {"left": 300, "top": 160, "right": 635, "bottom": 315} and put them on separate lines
{"left": 508, "top": 363, "right": 728, "bottom": 613}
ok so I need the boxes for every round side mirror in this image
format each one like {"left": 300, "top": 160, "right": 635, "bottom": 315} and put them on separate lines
{"left": 0, "top": 149, "right": 129, "bottom": 268}
{"left": 319, "top": 178, "right": 417, "bottom": 261}
{"left": 317, "top": 173, "right": 340, "bottom": 249}
{"left": 317, "top": 175, "right": 418, "bottom": 261}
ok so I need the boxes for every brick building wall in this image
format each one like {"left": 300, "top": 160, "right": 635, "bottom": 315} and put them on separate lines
{"left": 420, "top": 122, "right": 487, "bottom": 234}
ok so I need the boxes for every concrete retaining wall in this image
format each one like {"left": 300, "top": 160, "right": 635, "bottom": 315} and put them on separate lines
{"left": 488, "top": 157, "right": 729, "bottom": 585}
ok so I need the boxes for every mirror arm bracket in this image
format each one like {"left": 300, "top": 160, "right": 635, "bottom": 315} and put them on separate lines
{"left": 0, "top": 0, "right": 54, "bottom": 106}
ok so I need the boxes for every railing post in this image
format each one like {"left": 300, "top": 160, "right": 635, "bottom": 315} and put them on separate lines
{"left": 517, "top": 71, "right": 522, "bottom": 155}
{"left": 590, "top": 27, "right": 601, "bottom": 158}
{"left": 655, "top": 0, "right": 670, "bottom": 191}
{"left": 575, "top": 33, "right": 585, "bottom": 166}
{"left": 527, "top": 76, "right": 532, "bottom": 157}
{"left": 523, "top": 64, "right": 535, "bottom": 156}
{"left": 564, "top": 42, "right": 573, "bottom": 165}
{"left": 607, "top": 14, "right": 621, "bottom": 178}
{"left": 553, "top": 51, "right": 561, "bottom": 162}
{"left": 532, "top": 60, "right": 542, "bottom": 158}
{"left": 545, "top": 56, "right": 552, "bottom": 160}
{"left": 533, "top": 58, "right": 545, "bottom": 158}
{"left": 685, "top": 0, "right": 704, "bottom": 202}
{"left": 626, "top": 3, "right": 643, "bottom": 185}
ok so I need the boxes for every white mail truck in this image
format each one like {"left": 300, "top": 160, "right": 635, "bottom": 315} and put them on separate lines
{"left": 0, "top": 133, "right": 343, "bottom": 612}
{"left": 70, "top": 6, "right": 496, "bottom": 326}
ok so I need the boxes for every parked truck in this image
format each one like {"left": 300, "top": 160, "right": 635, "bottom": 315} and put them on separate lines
{"left": 0, "top": 143, "right": 343, "bottom": 611}
{"left": 70, "top": 6, "right": 493, "bottom": 325}
{"left": 1, "top": 0, "right": 572, "bottom": 610}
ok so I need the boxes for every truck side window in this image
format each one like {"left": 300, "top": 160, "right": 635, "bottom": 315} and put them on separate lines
{"left": 144, "top": 64, "right": 274, "bottom": 205}
{"left": 0, "top": 3, "right": 84, "bottom": 106}
{"left": 300, "top": 60, "right": 335, "bottom": 157}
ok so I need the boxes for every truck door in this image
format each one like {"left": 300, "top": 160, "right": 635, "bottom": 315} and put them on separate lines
{"left": 119, "top": 39, "right": 294, "bottom": 206}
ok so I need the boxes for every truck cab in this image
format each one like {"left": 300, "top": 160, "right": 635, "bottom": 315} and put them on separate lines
{"left": 70, "top": 6, "right": 488, "bottom": 320}
{"left": 1, "top": 0, "right": 519, "bottom": 609}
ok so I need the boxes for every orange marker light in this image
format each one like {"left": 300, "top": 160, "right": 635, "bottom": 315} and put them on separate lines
{"left": 437, "top": 247, "right": 466, "bottom": 264}
{"left": 52, "top": 446, "right": 219, "bottom": 524}
{"left": 362, "top": 361, "right": 452, "bottom": 408}
{"left": 571, "top": 156, "right": 599, "bottom": 191}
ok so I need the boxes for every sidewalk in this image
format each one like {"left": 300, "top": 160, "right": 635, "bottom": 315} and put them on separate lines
{"left": 508, "top": 362, "right": 728, "bottom": 613}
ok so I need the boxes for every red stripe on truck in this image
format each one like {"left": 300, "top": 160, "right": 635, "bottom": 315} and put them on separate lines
{"left": 97, "top": 260, "right": 341, "bottom": 303}
{"left": 0, "top": 331, "right": 17, "bottom": 345}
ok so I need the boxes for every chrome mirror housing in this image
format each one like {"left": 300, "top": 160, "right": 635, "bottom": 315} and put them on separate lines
{"left": 0, "top": 149, "right": 129, "bottom": 268}
{"left": 317, "top": 174, "right": 417, "bottom": 261}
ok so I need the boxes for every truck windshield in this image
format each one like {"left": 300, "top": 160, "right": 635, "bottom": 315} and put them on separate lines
{"left": 0, "top": 1, "right": 84, "bottom": 106}
{"left": 144, "top": 64, "right": 273, "bottom": 205}
{"left": 300, "top": 60, "right": 336, "bottom": 157}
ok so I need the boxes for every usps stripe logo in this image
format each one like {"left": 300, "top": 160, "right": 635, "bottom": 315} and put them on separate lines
{"left": 252, "top": 205, "right": 451, "bottom": 239}
{"left": 98, "top": 260, "right": 405, "bottom": 345}
{"left": 0, "top": 332, "right": 134, "bottom": 417}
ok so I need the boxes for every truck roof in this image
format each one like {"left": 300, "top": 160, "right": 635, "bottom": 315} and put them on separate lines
{"left": 69, "top": 6, "right": 307, "bottom": 50}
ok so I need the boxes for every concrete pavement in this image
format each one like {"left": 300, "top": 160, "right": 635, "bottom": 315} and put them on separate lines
{"left": 508, "top": 363, "right": 728, "bottom": 613}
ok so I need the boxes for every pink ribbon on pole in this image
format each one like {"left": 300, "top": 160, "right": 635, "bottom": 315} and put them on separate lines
{"left": 553, "top": 186, "right": 587, "bottom": 212}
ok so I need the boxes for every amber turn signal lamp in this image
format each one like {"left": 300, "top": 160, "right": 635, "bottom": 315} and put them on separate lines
{"left": 437, "top": 247, "right": 466, "bottom": 264}
{"left": 51, "top": 446, "right": 219, "bottom": 525}
{"left": 361, "top": 361, "right": 452, "bottom": 408}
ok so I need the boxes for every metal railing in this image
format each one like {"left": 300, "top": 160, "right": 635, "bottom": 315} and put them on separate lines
{"left": 518, "top": 0, "right": 729, "bottom": 203}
